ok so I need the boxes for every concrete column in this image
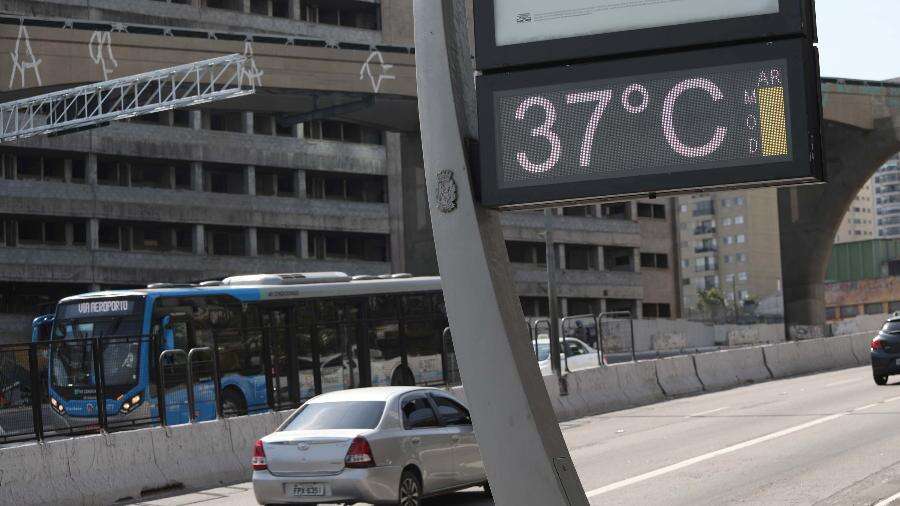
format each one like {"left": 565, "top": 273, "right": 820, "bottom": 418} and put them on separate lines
{"left": 191, "top": 162, "right": 203, "bottom": 191}
{"left": 293, "top": 122, "right": 304, "bottom": 139}
{"left": 64, "top": 223, "right": 74, "bottom": 246}
{"left": 244, "top": 165, "right": 256, "bottom": 196}
{"left": 88, "top": 219, "right": 99, "bottom": 250}
{"left": 7, "top": 154, "right": 16, "bottom": 180}
{"left": 246, "top": 227, "right": 258, "bottom": 257}
{"left": 242, "top": 111, "right": 254, "bottom": 134}
{"left": 289, "top": 0, "right": 301, "bottom": 20}
{"left": 633, "top": 248, "right": 642, "bottom": 273}
{"left": 634, "top": 301, "right": 643, "bottom": 319}
{"left": 298, "top": 230, "right": 309, "bottom": 258}
{"left": 560, "top": 298, "right": 569, "bottom": 318}
{"left": 599, "top": 299, "right": 608, "bottom": 314}
{"left": 597, "top": 245, "right": 606, "bottom": 271}
{"left": 193, "top": 224, "right": 205, "bottom": 255}
{"left": 86, "top": 154, "right": 98, "bottom": 185}
{"left": 161, "top": 110, "right": 174, "bottom": 126}
{"left": 242, "top": 0, "right": 251, "bottom": 13}
{"left": 267, "top": 0, "right": 274, "bottom": 16}
{"left": 167, "top": 166, "right": 177, "bottom": 190}
{"left": 294, "top": 169, "right": 307, "bottom": 198}
{"left": 190, "top": 110, "right": 202, "bottom": 130}
{"left": 123, "top": 163, "right": 132, "bottom": 187}
{"left": 557, "top": 243, "right": 566, "bottom": 270}
{"left": 191, "top": 0, "right": 201, "bottom": 7}
{"left": 63, "top": 159, "right": 73, "bottom": 183}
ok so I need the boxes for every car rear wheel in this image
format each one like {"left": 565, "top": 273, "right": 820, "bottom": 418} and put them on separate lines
{"left": 875, "top": 374, "right": 889, "bottom": 386}
{"left": 398, "top": 469, "right": 422, "bottom": 506}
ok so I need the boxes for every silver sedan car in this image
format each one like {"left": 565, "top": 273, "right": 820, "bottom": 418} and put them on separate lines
{"left": 252, "top": 386, "right": 488, "bottom": 505}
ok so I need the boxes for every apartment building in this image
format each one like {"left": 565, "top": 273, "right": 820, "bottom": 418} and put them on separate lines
{"left": 676, "top": 189, "right": 783, "bottom": 319}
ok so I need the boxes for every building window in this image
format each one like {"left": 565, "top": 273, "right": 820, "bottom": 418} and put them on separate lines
{"left": 890, "top": 301, "right": 900, "bottom": 313}
{"left": 738, "top": 272, "right": 748, "bottom": 282}
{"left": 637, "top": 203, "right": 666, "bottom": 219}
{"left": 600, "top": 202, "right": 630, "bottom": 220}
{"left": 643, "top": 303, "right": 672, "bottom": 319}
{"left": 865, "top": 302, "right": 885, "bottom": 315}
{"left": 206, "top": 226, "right": 246, "bottom": 256}
{"left": 308, "top": 232, "right": 389, "bottom": 262}
{"left": 303, "top": 120, "right": 383, "bottom": 145}
{"left": 209, "top": 110, "right": 244, "bottom": 133}
{"left": 566, "top": 298, "right": 599, "bottom": 317}
{"left": 736, "top": 234, "right": 746, "bottom": 244}
{"left": 825, "top": 307, "right": 837, "bottom": 320}
{"left": 256, "top": 168, "right": 297, "bottom": 197}
{"left": 839, "top": 305, "right": 859, "bottom": 319}
{"left": 640, "top": 253, "right": 669, "bottom": 269}
{"left": 680, "top": 204, "right": 688, "bottom": 213}
{"left": 258, "top": 229, "right": 298, "bottom": 256}
{"left": 520, "top": 297, "right": 549, "bottom": 318}
{"left": 299, "top": 0, "right": 380, "bottom": 29}
{"left": 307, "top": 172, "right": 387, "bottom": 202}
{"left": 603, "top": 246, "right": 633, "bottom": 272}
{"left": 737, "top": 253, "right": 748, "bottom": 263}
{"left": 565, "top": 244, "right": 597, "bottom": 270}
{"left": 562, "top": 206, "right": 595, "bottom": 217}
{"left": 507, "top": 241, "right": 546, "bottom": 265}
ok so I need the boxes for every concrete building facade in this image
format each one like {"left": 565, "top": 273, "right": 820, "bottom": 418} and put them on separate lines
{"left": 676, "top": 189, "right": 783, "bottom": 321}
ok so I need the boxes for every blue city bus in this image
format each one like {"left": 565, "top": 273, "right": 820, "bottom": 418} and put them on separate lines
{"left": 46, "top": 272, "right": 450, "bottom": 426}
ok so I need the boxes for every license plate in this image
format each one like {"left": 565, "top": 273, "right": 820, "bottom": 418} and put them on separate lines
{"left": 288, "top": 483, "right": 328, "bottom": 497}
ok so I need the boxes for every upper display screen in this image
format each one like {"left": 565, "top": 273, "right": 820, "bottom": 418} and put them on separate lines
{"left": 494, "top": 60, "right": 791, "bottom": 189}
{"left": 494, "top": 0, "right": 779, "bottom": 46}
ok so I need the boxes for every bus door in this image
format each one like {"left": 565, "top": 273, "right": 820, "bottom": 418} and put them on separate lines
{"left": 259, "top": 307, "right": 304, "bottom": 409}
{"left": 158, "top": 313, "right": 192, "bottom": 424}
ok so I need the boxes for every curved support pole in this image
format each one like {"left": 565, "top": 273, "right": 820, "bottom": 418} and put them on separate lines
{"left": 413, "top": 1, "right": 589, "bottom": 504}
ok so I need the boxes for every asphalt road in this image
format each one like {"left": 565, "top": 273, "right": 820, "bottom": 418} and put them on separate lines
{"left": 136, "top": 365, "right": 900, "bottom": 506}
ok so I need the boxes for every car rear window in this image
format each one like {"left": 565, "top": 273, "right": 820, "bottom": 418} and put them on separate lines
{"left": 883, "top": 322, "right": 900, "bottom": 333}
{"left": 282, "top": 401, "right": 386, "bottom": 431}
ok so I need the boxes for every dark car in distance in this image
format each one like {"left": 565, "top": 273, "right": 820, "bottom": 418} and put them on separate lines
{"left": 870, "top": 314, "right": 900, "bottom": 385}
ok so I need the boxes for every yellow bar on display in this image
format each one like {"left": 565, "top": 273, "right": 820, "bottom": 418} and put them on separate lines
{"left": 758, "top": 86, "right": 788, "bottom": 157}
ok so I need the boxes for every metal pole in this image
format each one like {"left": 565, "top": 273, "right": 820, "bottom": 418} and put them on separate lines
{"left": 157, "top": 348, "right": 168, "bottom": 427}
{"left": 210, "top": 335, "right": 224, "bottom": 418}
{"left": 28, "top": 342, "right": 44, "bottom": 441}
{"left": 545, "top": 209, "right": 564, "bottom": 379}
{"left": 91, "top": 338, "right": 107, "bottom": 432}
{"left": 413, "top": 2, "right": 589, "bottom": 504}
{"left": 630, "top": 313, "right": 637, "bottom": 362}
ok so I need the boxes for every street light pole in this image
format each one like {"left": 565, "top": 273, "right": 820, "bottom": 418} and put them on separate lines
{"left": 545, "top": 209, "right": 564, "bottom": 381}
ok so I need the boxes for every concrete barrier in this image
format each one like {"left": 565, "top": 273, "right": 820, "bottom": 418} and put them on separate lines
{"left": 694, "top": 347, "right": 771, "bottom": 391}
{"left": 850, "top": 332, "right": 874, "bottom": 365}
{"left": 762, "top": 341, "right": 803, "bottom": 378}
{"left": 615, "top": 360, "right": 666, "bottom": 406}
{"left": 655, "top": 355, "right": 704, "bottom": 397}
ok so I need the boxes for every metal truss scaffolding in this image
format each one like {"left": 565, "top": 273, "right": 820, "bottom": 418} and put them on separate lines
{"left": 0, "top": 53, "right": 256, "bottom": 142}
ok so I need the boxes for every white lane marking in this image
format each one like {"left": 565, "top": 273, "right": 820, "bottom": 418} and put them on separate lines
{"left": 874, "top": 490, "right": 900, "bottom": 506}
{"left": 686, "top": 407, "right": 729, "bottom": 418}
{"left": 588, "top": 394, "right": 900, "bottom": 498}
{"left": 586, "top": 412, "right": 846, "bottom": 498}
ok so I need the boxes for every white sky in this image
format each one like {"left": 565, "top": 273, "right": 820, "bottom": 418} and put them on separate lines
{"left": 815, "top": 0, "right": 900, "bottom": 81}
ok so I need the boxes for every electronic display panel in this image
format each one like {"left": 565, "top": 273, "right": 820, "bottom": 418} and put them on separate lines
{"left": 476, "top": 39, "right": 823, "bottom": 209}
{"left": 474, "top": 0, "right": 816, "bottom": 70}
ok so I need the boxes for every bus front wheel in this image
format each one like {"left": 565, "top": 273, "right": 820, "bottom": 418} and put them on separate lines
{"left": 222, "top": 388, "right": 247, "bottom": 417}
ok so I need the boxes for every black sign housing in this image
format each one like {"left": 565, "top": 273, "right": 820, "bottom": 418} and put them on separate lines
{"left": 476, "top": 39, "right": 823, "bottom": 209}
{"left": 475, "top": 0, "right": 817, "bottom": 71}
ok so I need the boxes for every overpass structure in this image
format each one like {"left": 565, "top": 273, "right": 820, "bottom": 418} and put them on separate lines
{"left": 780, "top": 79, "right": 900, "bottom": 337}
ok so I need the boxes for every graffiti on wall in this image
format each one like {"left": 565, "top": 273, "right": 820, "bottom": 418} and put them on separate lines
{"left": 9, "top": 24, "right": 42, "bottom": 89}
{"left": 89, "top": 31, "right": 118, "bottom": 80}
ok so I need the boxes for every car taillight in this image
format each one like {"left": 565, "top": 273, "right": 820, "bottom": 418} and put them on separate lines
{"left": 345, "top": 436, "right": 375, "bottom": 468}
{"left": 251, "top": 439, "right": 267, "bottom": 471}
{"left": 872, "top": 339, "right": 884, "bottom": 351}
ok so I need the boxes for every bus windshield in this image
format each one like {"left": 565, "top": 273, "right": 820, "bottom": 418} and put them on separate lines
{"left": 50, "top": 299, "right": 145, "bottom": 395}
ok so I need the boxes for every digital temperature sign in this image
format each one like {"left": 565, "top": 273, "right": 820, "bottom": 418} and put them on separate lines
{"left": 476, "top": 39, "right": 823, "bottom": 209}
